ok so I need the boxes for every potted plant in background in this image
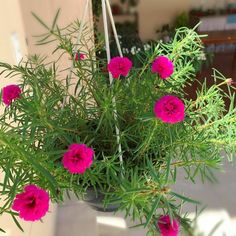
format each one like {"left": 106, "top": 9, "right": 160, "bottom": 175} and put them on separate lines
{"left": 120, "top": 0, "right": 139, "bottom": 13}
{"left": 0, "top": 10, "right": 235, "bottom": 236}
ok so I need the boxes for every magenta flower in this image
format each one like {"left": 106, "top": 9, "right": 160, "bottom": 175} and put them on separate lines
{"left": 151, "top": 56, "right": 174, "bottom": 79}
{"left": 158, "top": 215, "right": 180, "bottom": 236}
{"left": 79, "top": 53, "right": 86, "bottom": 60}
{"left": 62, "top": 143, "right": 94, "bottom": 174}
{"left": 75, "top": 52, "right": 85, "bottom": 61}
{"left": 2, "top": 84, "right": 21, "bottom": 106}
{"left": 154, "top": 95, "right": 185, "bottom": 124}
{"left": 12, "top": 185, "right": 49, "bottom": 221}
{"left": 226, "top": 78, "right": 236, "bottom": 86}
{"left": 107, "top": 56, "right": 133, "bottom": 78}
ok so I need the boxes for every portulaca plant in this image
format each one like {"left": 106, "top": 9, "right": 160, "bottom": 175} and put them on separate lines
{"left": 0, "top": 15, "right": 235, "bottom": 236}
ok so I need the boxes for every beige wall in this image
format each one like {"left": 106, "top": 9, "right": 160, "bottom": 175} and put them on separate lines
{"left": 19, "top": 0, "right": 94, "bottom": 85}
{"left": 0, "top": 0, "right": 28, "bottom": 82}
{"left": 109, "top": 0, "right": 190, "bottom": 41}
{"left": 138, "top": 0, "right": 189, "bottom": 40}
{"left": 110, "top": 0, "right": 232, "bottom": 41}
{"left": 138, "top": 0, "right": 226, "bottom": 41}
{"left": 0, "top": 0, "right": 28, "bottom": 64}
{"left": 19, "top": 0, "right": 94, "bottom": 56}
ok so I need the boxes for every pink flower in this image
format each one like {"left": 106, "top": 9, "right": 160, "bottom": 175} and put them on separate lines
{"left": 154, "top": 95, "right": 185, "bottom": 124}
{"left": 12, "top": 185, "right": 49, "bottom": 221}
{"left": 226, "top": 78, "right": 236, "bottom": 85}
{"left": 107, "top": 56, "right": 133, "bottom": 78}
{"left": 62, "top": 144, "right": 94, "bottom": 174}
{"left": 151, "top": 56, "right": 174, "bottom": 79}
{"left": 79, "top": 53, "right": 86, "bottom": 60}
{"left": 75, "top": 52, "right": 85, "bottom": 61}
{"left": 2, "top": 84, "right": 21, "bottom": 106}
{"left": 158, "top": 215, "right": 180, "bottom": 236}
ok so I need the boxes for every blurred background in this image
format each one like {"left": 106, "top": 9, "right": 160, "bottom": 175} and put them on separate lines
{"left": 0, "top": 0, "right": 236, "bottom": 235}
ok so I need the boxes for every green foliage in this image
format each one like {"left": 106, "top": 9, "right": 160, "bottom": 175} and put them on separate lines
{"left": 92, "top": 0, "right": 102, "bottom": 18}
{"left": 175, "top": 12, "right": 189, "bottom": 29}
{"left": 0, "top": 13, "right": 235, "bottom": 235}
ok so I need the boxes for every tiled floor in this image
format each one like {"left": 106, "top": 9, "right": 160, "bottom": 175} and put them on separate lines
{"left": 174, "top": 160, "right": 236, "bottom": 216}
{"left": 55, "top": 199, "right": 147, "bottom": 236}
{"left": 56, "top": 202, "right": 97, "bottom": 236}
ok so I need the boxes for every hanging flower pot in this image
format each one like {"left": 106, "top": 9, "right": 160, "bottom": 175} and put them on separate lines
{"left": 84, "top": 187, "right": 119, "bottom": 212}
{"left": 0, "top": 1, "right": 235, "bottom": 235}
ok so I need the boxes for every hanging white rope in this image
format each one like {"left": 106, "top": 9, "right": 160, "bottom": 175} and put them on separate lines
{"left": 62, "top": 0, "right": 124, "bottom": 167}
{"left": 62, "top": 0, "right": 90, "bottom": 108}
{"left": 102, "top": 0, "right": 112, "bottom": 82}
{"left": 102, "top": 0, "right": 124, "bottom": 167}
{"left": 105, "top": 0, "right": 123, "bottom": 57}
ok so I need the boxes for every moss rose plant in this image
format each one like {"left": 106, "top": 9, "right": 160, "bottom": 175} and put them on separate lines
{"left": 0, "top": 14, "right": 235, "bottom": 235}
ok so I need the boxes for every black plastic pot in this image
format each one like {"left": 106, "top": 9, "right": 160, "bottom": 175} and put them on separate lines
{"left": 84, "top": 188, "right": 119, "bottom": 212}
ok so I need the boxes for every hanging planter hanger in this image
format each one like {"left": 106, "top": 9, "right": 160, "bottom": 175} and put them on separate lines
{"left": 67, "top": 0, "right": 124, "bottom": 168}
